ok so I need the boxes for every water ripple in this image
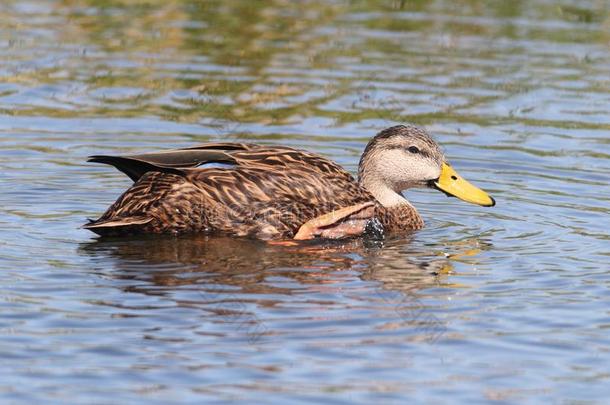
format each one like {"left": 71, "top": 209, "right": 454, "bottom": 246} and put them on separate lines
{"left": 0, "top": 0, "right": 609, "bottom": 403}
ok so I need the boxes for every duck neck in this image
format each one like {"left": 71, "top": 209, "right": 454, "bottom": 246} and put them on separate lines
{"left": 359, "top": 174, "right": 414, "bottom": 209}
{"left": 359, "top": 175, "right": 424, "bottom": 230}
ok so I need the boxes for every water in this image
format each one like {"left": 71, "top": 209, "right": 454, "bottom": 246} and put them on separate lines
{"left": 1, "top": 0, "right": 609, "bottom": 403}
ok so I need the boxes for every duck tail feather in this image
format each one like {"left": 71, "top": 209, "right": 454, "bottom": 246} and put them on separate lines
{"left": 83, "top": 215, "right": 154, "bottom": 236}
{"left": 87, "top": 155, "right": 186, "bottom": 182}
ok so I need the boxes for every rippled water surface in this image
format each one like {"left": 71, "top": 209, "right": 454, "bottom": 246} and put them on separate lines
{"left": 1, "top": 0, "right": 610, "bottom": 403}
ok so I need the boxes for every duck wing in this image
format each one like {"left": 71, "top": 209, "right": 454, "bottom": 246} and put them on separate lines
{"left": 86, "top": 143, "right": 377, "bottom": 239}
{"left": 87, "top": 144, "right": 252, "bottom": 182}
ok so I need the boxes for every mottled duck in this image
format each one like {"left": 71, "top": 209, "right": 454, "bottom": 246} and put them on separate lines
{"left": 85, "top": 125, "right": 495, "bottom": 240}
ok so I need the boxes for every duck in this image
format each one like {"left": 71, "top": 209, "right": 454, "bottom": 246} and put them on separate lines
{"left": 85, "top": 124, "right": 495, "bottom": 240}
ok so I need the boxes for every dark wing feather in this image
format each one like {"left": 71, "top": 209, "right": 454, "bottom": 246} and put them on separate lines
{"left": 183, "top": 143, "right": 255, "bottom": 151}
{"left": 88, "top": 149, "right": 237, "bottom": 182}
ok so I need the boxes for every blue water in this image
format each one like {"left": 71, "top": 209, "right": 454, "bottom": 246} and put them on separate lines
{"left": 1, "top": 1, "right": 609, "bottom": 403}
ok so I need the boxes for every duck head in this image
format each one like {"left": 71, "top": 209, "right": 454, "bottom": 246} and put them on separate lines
{"left": 358, "top": 124, "right": 495, "bottom": 208}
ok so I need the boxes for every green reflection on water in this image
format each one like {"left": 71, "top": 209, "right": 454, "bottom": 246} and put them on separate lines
{"left": 2, "top": 0, "right": 608, "bottom": 130}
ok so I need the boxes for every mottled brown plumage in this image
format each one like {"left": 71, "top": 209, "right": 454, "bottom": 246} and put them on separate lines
{"left": 85, "top": 125, "right": 493, "bottom": 240}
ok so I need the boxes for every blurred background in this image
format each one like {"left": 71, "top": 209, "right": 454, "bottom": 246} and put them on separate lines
{"left": 0, "top": 0, "right": 609, "bottom": 403}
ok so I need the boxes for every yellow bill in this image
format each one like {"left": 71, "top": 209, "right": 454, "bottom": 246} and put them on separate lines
{"left": 433, "top": 163, "right": 495, "bottom": 207}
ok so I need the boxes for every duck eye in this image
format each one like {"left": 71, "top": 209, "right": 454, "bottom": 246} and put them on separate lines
{"left": 408, "top": 146, "right": 420, "bottom": 154}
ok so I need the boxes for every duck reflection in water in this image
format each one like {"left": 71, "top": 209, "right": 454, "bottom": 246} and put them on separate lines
{"left": 81, "top": 235, "right": 490, "bottom": 343}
